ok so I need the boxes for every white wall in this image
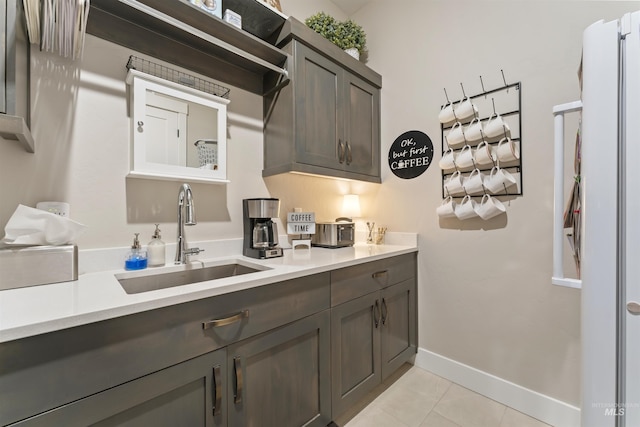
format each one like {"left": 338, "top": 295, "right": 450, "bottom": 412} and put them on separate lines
{"left": 0, "top": 34, "right": 274, "bottom": 248}
{"left": 2, "top": 0, "right": 638, "bottom": 413}
{"left": 0, "top": 0, "right": 346, "bottom": 248}
{"left": 345, "top": 0, "right": 639, "bottom": 407}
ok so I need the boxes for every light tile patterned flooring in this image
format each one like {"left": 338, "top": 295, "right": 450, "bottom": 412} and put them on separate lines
{"left": 341, "top": 366, "right": 553, "bottom": 427}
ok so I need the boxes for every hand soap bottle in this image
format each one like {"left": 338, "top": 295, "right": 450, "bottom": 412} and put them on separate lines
{"left": 148, "top": 224, "right": 166, "bottom": 267}
{"left": 125, "top": 233, "right": 148, "bottom": 270}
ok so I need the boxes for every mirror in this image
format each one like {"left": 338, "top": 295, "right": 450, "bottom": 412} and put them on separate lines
{"left": 126, "top": 70, "right": 230, "bottom": 183}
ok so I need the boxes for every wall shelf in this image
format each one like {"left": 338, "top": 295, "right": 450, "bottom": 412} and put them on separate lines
{"left": 87, "top": 0, "right": 289, "bottom": 95}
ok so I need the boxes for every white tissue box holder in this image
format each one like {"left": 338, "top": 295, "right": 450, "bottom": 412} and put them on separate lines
{"left": 0, "top": 245, "right": 78, "bottom": 291}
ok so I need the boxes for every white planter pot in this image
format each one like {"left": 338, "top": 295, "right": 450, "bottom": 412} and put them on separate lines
{"left": 344, "top": 47, "right": 360, "bottom": 60}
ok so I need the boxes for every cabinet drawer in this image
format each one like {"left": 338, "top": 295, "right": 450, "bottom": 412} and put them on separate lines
{"left": 0, "top": 272, "right": 330, "bottom": 427}
{"left": 331, "top": 253, "right": 416, "bottom": 306}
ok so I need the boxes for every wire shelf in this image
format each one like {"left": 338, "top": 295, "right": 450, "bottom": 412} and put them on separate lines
{"left": 126, "top": 56, "right": 231, "bottom": 99}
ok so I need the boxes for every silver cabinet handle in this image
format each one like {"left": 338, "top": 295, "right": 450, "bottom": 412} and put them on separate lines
{"left": 345, "top": 141, "right": 353, "bottom": 165}
{"left": 381, "top": 298, "right": 388, "bottom": 325}
{"left": 373, "top": 299, "right": 380, "bottom": 328}
{"left": 338, "top": 139, "right": 345, "bottom": 164}
{"left": 372, "top": 270, "right": 388, "bottom": 279}
{"left": 212, "top": 365, "right": 222, "bottom": 416}
{"left": 233, "top": 357, "right": 243, "bottom": 404}
{"left": 202, "top": 310, "right": 249, "bottom": 329}
{"left": 628, "top": 301, "right": 640, "bottom": 315}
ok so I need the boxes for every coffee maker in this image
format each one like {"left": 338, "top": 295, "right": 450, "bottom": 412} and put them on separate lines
{"left": 242, "top": 198, "right": 283, "bottom": 259}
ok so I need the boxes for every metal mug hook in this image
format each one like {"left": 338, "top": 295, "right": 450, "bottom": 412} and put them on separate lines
{"left": 501, "top": 69, "right": 508, "bottom": 92}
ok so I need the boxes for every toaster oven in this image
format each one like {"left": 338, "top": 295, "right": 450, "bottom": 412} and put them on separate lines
{"left": 311, "top": 219, "right": 355, "bottom": 248}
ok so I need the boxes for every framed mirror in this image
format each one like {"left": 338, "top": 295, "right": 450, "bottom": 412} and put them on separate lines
{"left": 126, "top": 69, "right": 230, "bottom": 183}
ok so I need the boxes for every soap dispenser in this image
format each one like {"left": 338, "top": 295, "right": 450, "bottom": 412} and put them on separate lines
{"left": 125, "top": 233, "right": 148, "bottom": 270}
{"left": 148, "top": 224, "right": 166, "bottom": 267}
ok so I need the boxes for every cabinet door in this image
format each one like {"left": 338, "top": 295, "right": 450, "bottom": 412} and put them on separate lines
{"left": 227, "top": 310, "right": 331, "bottom": 427}
{"left": 343, "top": 72, "right": 380, "bottom": 177}
{"left": 330, "top": 291, "right": 381, "bottom": 418}
{"left": 381, "top": 278, "right": 417, "bottom": 380}
{"left": 11, "top": 349, "right": 227, "bottom": 427}
{"left": 294, "top": 42, "right": 344, "bottom": 170}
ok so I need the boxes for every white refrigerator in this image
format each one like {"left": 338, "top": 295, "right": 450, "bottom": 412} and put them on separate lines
{"left": 575, "top": 10, "right": 640, "bottom": 427}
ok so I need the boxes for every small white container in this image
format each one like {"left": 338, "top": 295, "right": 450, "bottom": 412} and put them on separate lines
{"left": 224, "top": 9, "right": 242, "bottom": 29}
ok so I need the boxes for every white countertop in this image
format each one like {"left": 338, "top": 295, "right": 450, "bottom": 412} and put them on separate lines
{"left": 0, "top": 240, "right": 417, "bottom": 343}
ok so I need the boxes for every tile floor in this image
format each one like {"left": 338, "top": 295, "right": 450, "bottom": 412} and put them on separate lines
{"left": 341, "top": 366, "right": 553, "bottom": 427}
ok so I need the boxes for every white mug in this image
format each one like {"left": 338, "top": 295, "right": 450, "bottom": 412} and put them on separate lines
{"left": 484, "top": 112, "right": 511, "bottom": 140}
{"left": 476, "top": 194, "right": 506, "bottom": 220}
{"left": 464, "top": 117, "right": 484, "bottom": 143}
{"left": 455, "top": 195, "right": 478, "bottom": 220}
{"left": 463, "top": 168, "right": 485, "bottom": 195}
{"left": 484, "top": 166, "right": 517, "bottom": 193}
{"left": 496, "top": 137, "right": 520, "bottom": 163}
{"left": 444, "top": 171, "right": 465, "bottom": 196}
{"left": 438, "top": 101, "right": 456, "bottom": 124}
{"left": 456, "top": 145, "right": 475, "bottom": 169}
{"left": 474, "top": 141, "right": 496, "bottom": 166}
{"left": 436, "top": 196, "right": 457, "bottom": 218}
{"left": 454, "top": 97, "right": 477, "bottom": 122}
{"left": 439, "top": 148, "right": 457, "bottom": 170}
{"left": 446, "top": 122, "right": 466, "bottom": 148}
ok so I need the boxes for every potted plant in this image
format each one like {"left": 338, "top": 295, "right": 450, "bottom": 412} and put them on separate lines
{"left": 304, "top": 12, "right": 339, "bottom": 44}
{"left": 305, "top": 13, "right": 367, "bottom": 61}
{"left": 335, "top": 20, "right": 366, "bottom": 60}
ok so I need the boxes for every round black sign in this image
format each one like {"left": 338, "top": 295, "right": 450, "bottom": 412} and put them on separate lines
{"left": 388, "top": 130, "right": 433, "bottom": 179}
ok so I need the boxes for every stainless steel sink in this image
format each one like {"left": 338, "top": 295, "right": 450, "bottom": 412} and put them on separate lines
{"left": 116, "top": 261, "right": 269, "bottom": 294}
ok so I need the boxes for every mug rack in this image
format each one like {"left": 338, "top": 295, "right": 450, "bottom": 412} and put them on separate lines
{"left": 439, "top": 79, "right": 523, "bottom": 199}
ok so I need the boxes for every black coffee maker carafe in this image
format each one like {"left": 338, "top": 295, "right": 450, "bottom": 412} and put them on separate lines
{"left": 242, "top": 198, "right": 283, "bottom": 259}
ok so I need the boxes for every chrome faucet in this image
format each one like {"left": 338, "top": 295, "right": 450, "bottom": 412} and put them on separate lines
{"left": 175, "top": 183, "right": 203, "bottom": 264}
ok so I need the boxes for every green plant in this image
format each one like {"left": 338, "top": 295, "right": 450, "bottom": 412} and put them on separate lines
{"left": 305, "top": 13, "right": 367, "bottom": 55}
{"left": 304, "top": 12, "right": 338, "bottom": 42}
{"left": 335, "top": 20, "right": 366, "bottom": 54}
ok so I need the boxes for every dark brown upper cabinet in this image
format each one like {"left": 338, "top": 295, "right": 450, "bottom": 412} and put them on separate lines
{"left": 263, "top": 18, "right": 382, "bottom": 183}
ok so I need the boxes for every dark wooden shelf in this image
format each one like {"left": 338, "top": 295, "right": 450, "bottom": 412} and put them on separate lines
{"left": 87, "top": 0, "right": 289, "bottom": 95}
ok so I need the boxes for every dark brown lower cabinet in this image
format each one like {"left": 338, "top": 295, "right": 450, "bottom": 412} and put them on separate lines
{"left": 331, "top": 278, "right": 417, "bottom": 419}
{"left": 331, "top": 291, "right": 381, "bottom": 417}
{"left": 10, "top": 311, "right": 331, "bottom": 427}
{"left": 11, "top": 349, "right": 227, "bottom": 427}
{"left": 227, "top": 310, "right": 331, "bottom": 427}
{"left": 2, "top": 254, "right": 417, "bottom": 426}
{"left": 381, "top": 279, "right": 417, "bottom": 379}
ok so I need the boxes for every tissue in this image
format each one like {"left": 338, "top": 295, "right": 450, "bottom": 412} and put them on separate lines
{"left": 2, "top": 204, "right": 86, "bottom": 246}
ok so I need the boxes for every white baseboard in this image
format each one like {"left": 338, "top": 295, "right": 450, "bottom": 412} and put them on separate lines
{"left": 414, "top": 348, "right": 580, "bottom": 427}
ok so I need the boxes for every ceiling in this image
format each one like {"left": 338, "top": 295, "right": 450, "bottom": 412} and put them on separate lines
{"left": 329, "top": 0, "right": 371, "bottom": 16}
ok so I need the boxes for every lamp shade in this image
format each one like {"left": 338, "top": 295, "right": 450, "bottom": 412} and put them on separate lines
{"left": 342, "top": 194, "right": 362, "bottom": 218}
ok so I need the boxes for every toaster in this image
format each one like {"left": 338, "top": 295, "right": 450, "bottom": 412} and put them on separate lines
{"left": 311, "top": 218, "right": 355, "bottom": 248}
